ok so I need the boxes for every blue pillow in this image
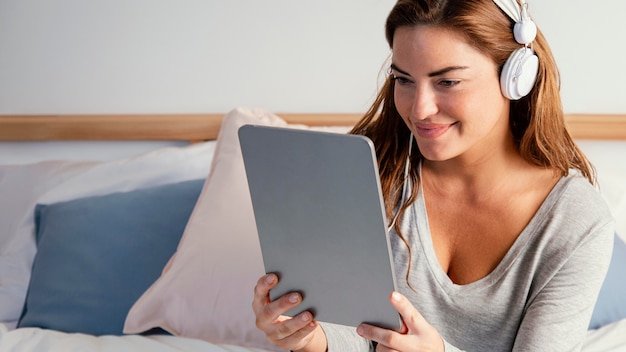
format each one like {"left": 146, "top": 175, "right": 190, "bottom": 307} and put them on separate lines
{"left": 589, "top": 233, "right": 626, "bottom": 329}
{"left": 18, "top": 179, "right": 204, "bottom": 335}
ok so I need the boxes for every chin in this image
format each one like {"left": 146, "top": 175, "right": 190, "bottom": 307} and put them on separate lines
{"left": 419, "top": 151, "right": 454, "bottom": 162}
{"left": 416, "top": 143, "right": 455, "bottom": 162}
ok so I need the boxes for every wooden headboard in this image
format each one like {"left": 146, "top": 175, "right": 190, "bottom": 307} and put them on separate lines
{"left": 0, "top": 113, "right": 625, "bottom": 142}
{"left": 0, "top": 114, "right": 361, "bottom": 142}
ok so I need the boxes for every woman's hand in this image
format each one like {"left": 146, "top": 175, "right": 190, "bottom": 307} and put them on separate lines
{"left": 252, "top": 273, "right": 327, "bottom": 352}
{"left": 356, "top": 292, "right": 444, "bottom": 352}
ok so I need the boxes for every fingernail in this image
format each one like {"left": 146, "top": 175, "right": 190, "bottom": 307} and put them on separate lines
{"left": 356, "top": 326, "right": 364, "bottom": 336}
{"left": 265, "top": 275, "right": 275, "bottom": 284}
{"left": 392, "top": 291, "right": 401, "bottom": 301}
{"left": 288, "top": 293, "right": 299, "bottom": 303}
{"left": 301, "top": 313, "right": 311, "bottom": 322}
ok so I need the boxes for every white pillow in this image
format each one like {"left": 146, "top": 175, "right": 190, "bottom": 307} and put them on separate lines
{"left": 596, "top": 170, "right": 626, "bottom": 242}
{"left": 0, "top": 140, "right": 217, "bottom": 327}
{"left": 124, "top": 108, "right": 350, "bottom": 350}
{"left": 577, "top": 140, "right": 626, "bottom": 241}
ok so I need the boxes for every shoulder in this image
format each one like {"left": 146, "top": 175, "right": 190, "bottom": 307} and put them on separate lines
{"left": 532, "top": 173, "right": 615, "bottom": 259}
{"left": 549, "top": 173, "right": 613, "bottom": 227}
{"left": 517, "top": 174, "right": 615, "bottom": 300}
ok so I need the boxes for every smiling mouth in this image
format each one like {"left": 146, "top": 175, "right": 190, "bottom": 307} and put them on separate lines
{"left": 414, "top": 122, "right": 458, "bottom": 139}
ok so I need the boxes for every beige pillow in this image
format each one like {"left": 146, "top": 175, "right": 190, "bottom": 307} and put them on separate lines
{"left": 124, "top": 108, "right": 350, "bottom": 350}
{"left": 124, "top": 108, "right": 349, "bottom": 351}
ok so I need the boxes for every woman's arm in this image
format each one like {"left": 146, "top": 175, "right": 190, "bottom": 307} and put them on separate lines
{"left": 512, "top": 224, "right": 614, "bottom": 351}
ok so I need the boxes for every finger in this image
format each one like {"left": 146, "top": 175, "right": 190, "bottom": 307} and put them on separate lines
{"left": 389, "top": 291, "right": 425, "bottom": 332}
{"left": 375, "top": 344, "right": 399, "bottom": 352}
{"left": 357, "top": 323, "right": 394, "bottom": 346}
{"left": 256, "top": 291, "right": 304, "bottom": 331}
{"left": 252, "top": 274, "right": 278, "bottom": 313}
{"left": 270, "top": 315, "right": 321, "bottom": 352}
{"left": 356, "top": 293, "right": 421, "bottom": 348}
{"left": 271, "top": 311, "right": 316, "bottom": 341}
{"left": 385, "top": 292, "right": 445, "bottom": 351}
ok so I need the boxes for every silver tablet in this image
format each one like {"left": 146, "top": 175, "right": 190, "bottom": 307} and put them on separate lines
{"left": 238, "top": 124, "right": 400, "bottom": 330}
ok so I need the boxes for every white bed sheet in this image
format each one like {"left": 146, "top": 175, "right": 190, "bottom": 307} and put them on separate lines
{"left": 583, "top": 318, "right": 626, "bottom": 352}
{"left": 0, "top": 324, "right": 274, "bottom": 352}
{"left": 2, "top": 321, "right": 626, "bottom": 352}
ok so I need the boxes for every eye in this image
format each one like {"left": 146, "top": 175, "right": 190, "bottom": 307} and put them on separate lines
{"left": 438, "top": 79, "right": 460, "bottom": 88}
{"left": 392, "top": 75, "right": 414, "bottom": 86}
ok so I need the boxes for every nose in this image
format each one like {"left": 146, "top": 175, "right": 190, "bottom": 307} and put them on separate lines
{"left": 410, "top": 85, "right": 439, "bottom": 121}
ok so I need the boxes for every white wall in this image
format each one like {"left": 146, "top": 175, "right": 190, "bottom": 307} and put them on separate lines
{"left": 531, "top": 1, "right": 626, "bottom": 114}
{"left": 1, "top": 0, "right": 625, "bottom": 163}
{"left": 1, "top": 0, "right": 624, "bottom": 115}
{"left": 0, "top": 0, "right": 394, "bottom": 114}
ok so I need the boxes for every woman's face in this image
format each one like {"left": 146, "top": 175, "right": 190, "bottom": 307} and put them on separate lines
{"left": 391, "top": 25, "right": 510, "bottom": 162}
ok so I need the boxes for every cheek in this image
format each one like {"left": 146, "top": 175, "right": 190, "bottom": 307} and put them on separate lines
{"left": 454, "top": 93, "right": 509, "bottom": 140}
{"left": 394, "top": 92, "right": 414, "bottom": 133}
{"left": 393, "top": 89, "right": 416, "bottom": 124}
{"left": 455, "top": 82, "right": 506, "bottom": 122}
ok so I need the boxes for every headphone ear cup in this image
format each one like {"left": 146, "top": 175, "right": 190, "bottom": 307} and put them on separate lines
{"left": 500, "top": 47, "right": 539, "bottom": 100}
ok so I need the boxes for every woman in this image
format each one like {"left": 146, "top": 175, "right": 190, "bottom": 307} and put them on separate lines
{"left": 252, "top": 0, "right": 615, "bottom": 350}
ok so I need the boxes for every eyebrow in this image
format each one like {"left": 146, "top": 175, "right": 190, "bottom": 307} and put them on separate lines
{"left": 390, "top": 63, "right": 469, "bottom": 77}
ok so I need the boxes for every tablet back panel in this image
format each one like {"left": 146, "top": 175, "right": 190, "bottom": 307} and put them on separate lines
{"left": 238, "top": 125, "right": 400, "bottom": 330}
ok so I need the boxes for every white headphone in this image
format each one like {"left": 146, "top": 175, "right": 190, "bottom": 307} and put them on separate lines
{"left": 493, "top": 0, "right": 539, "bottom": 100}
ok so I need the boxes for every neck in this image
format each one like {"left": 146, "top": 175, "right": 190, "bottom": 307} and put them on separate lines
{"left": 421, "top": 134, "right": 525, "bottom": 204}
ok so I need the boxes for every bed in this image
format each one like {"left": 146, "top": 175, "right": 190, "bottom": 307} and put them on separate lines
{"left": 0, "top": 108, "right": 625, "bottom": 352}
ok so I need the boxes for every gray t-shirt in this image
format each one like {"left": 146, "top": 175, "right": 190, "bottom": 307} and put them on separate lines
{"left": 321, "top": 173, "right": 614, "bottom": 351}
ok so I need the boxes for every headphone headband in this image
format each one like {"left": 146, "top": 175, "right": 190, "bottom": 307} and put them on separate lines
{"left": 493, "top": 0, "right": 521, "bottom": 22}
{"left": 493, "top": 0, "right": 536, "bottom": 45}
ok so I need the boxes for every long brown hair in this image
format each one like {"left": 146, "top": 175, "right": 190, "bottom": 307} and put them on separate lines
{"left": 351, "top": 0, "right": 595, "bottom": 229}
